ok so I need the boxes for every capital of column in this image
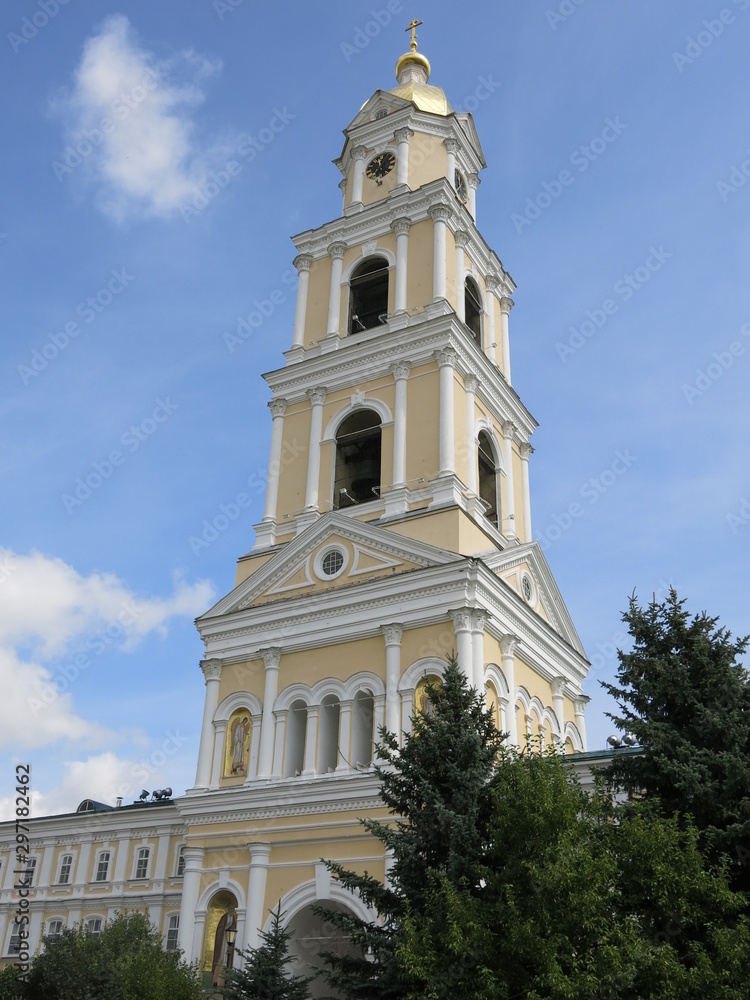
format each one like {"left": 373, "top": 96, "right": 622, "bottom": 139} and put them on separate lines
{"left": 499, "top": 634, "right": 519, "bottom": 657}
{"left": 450, "top": 609, "right": 473, "bottom": 633}
{"left": 391, "top": 360, "right": 411, "bottom": 381}
{"left": 485, "top": 273, "right": 500, "bottom": 293}
{"left": 551, "top": 677, "right": 566, "bottom": 698}
{"left": 268, "top": 397, "right": 288, "bottom": 419}
{"left": 435, "top": 346, "right": 458, "bottom": 369}
{"left": 500, "top": 295, "right": 514, "bottom": 316}
{"left": 352, "top": 145, "right": 367, "bottom": 162}
{"left": 247, "top": 842, "right": 272, "bottom": 864}
{"left": 391, "top": 216, "right": 412, "bottom": 236}
{"left": 182, "top": 846, "right": 205, "bottom": 867}
{"left": 381, "top": 624, "right": 404, "bottom": 647}
{"left": 520, "top": 442, "right": 533, "bottom": 460}
{"left": 444, "top": 138, "right": 459, "bottom": 154}
{"left": 573, "top": 696, "right": 590, "bottom": 716}
{"left": 502, "top": 421, "right": 517, "bottom": 442}
{"left": 454, "top": 229, "right": 470, "bottom": 249}
{"left": 200, "top": 659, "right": 222, "bottom": 682}
{"left": 261, "top": 647, "right": 281, "bottom": 671}
{"left": 293, "top": 253, "right": 313, "bottom": 273}
{"left": 464, "top": 373, "right": 478, "bottom": 394}
{"left": 394, "top": 126, "right": 414, "bottom": 143}
{"left": 428, "top": 203, "right": 452, "bottom": 224}
{"left": 468, "top": 172, "right": 480, "bottom": 190}
{"left": 328, "top": 241, "right": 347, "bottom": 260}
{"left": 308, "top": 386, "right": 327, "bottom": 406}
{"left": 473, "top": 610, "right": 490, "bottom": 632}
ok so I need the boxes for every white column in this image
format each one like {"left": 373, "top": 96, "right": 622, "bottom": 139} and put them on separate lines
{"left": 178, "top": 847, "right": 205, "bottom": 958}
{"left": 428, "top": 204, "right": 450, "bottom": 301}
{"left": 382, "top": 625, "right": 403, "bottom": 740}
{"left": 436, "top": 348, "right": 457, "bottom": 477}
{"left": 451, "top": 610, "right": 473, "bottom": 682}
{"left": 113, "top": 836, "right": 129, "bottom": 885}
{"left": 502, "top": 422, "right": 517, "bottom": 540}
{"left": 350, "top": 146, "right": 367, "bottom": 204}
{"left": 336, "top": 701, "right": 353, "bottom": 771}
{"left": 256, "top": 649, "right": 281, "bottom": 778}
{"left": 520, "top": 443, "right": 533, "bottom": 542}
{"left": 304, "top": 387, "right": 326, "bottom": 510}
{"left": 194, "top": 659, "right": 222, "bottom": 789}
{"left": 262, "top": 398, "right": 287, "bottom": 523}
{"left": 38, "top": 844, "right": 55, "bottom": 888}
{"left": 28, "top": 911, "right": 43, "bottom": 956}
{"left": 391, "top": 217, "right": 411, "bottom": 314}
{"left": 391, "top": 363, "right": 410, "bottom": 488}
{"left": 291, "top": 255, "right": 312, "bottom": 349}
{"left": 485, "top": 275, "right": 499, "bottom": 364}
{"left": 303, "top": 706, "right": 319, "bottom": 775}
{"left": 326, "top": 241, "right": 347, "bottom": 337}
{"left": 471, "top": 612, "right": 488, "bottom": 692}
{"left": 75, "top": 840, "right": 92, "bottom": 887}
{"left": 574, "top": 696, "right": 589, "bottom": 751}
{"left": 454, "top": 230, "right": 468, "bottom": 322}
{"left": 373, "top": 693, "right": 385, "bottom": 756}
{"left": 444, "top": 138, "right": 457, "bottom": 186}
{"left": 464, "top": 374, "right": 477, "bottom": 495}
{"left": 153, "top": 833, "right": 170, "bottom": 883}
{"left": 468, "top": 172, "right": 479, "bottom": 221}
{"left": 500, "top": 296, "right": 514, "bottom": 384}
{"left": 395, "top": 127, "right": 413, "bottom": 186}
{"left": 551, "top": 678, "right": 566, "bottom": 747}
{"left": 245, "top": 844, "right": 271, "bottom": 951}
{"left": 210, "top": 723, "right": 225, "bottom": 786}
{"left": 271, "top": 710, "right": 287, "bottom": 778}
{"left": 499, "top": 635, "right": 519, "bottom": 746}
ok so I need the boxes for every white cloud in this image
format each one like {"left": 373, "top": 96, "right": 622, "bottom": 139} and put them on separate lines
{"left": 0, "top": 547, "right": 214, "bottom": 751}
{"left": 55, "top": 14, "right": 223, "bottom": 220}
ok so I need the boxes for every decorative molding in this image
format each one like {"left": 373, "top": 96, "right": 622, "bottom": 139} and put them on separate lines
{"left": 391, "top": 216, "right": 412, "bottom": 236}
{"left": 499, "top": 634, "right": 520, "bottom": 657}
{"left": 454, "top": 228, "right": 470, "bottom": 249}
{"left": 200, "top": 659, "right": 222, "bottom": 682}
{"left": 352, "top": 145, "right": 367, "bottom": 161}
{"left": 328, "top": 241, "right": 347, "bottom": 260}
{"left": 390, "top": 360, "right": 411, "bottom": 381}
{"left": 435, "top": 346, "right": 458, "bottom": 368}
{"left": 450, "top": 609, "right": 473, "bottom": 633}
{"left": 381, "top": 624, "right": 403, "bottom": 647}
{"left": 464, "top": 374, "right": 478, "bottom": 394}
{"left": 293, "top": 253, "right": 313, "bottom": 273}
{"left": 394, "top": 126, "right": 414, "bottom": 143}
{"left": 499, "top": 295, "right": 514, "bottom": 315}
{"left": 308, "top": 386, "right": 327, "bottom": 406}
{"left": 428, "top": 202, "right": 452, "bottom": 225}
{"left": 268, "top": 398, "right": 288, "bottom": 418}
{"left": 261, "top": 648, "right": 281, "bottom": 670}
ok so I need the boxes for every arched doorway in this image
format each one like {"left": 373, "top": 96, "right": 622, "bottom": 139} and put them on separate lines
{"left": 203, "top": 889, "right": 238, "bottom": 989}
{"left": 284, "top": 900, "right": 362, "bottom": 998}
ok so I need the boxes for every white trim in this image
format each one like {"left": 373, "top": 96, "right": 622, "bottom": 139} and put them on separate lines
{"left": 195, "top": 879, "right": 247, "bottom": 915}
{"left": 263, "top": 877, "right": 374, "bottom": 937}
{"left": 340, "top": 247, "right": 396, "bottom": 284}
{"left": 398, "top": 656, "right": 448, "bottom": 692}
{"left": 314, "top": 545, "right": 349, "bottom": 581}
{"left": 484, "top": 662, "right": 510, "bottom": 698}
{"left": 343, "top": 670, "right": 385, "bottom": 700}
{"left": 322, "top": 398, "right": 393, "bottom": 442}
{"left": 215, "top": 691, "right": 263, "bottom": 723}
{"left": 564, "top": 722, "right": 584, "bottom": 752}
{"left": 275, "top": 684, "right": 312, "bottom": 713}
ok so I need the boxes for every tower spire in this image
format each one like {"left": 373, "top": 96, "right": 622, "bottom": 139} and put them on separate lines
{"left": 405, "top": 17, "right": 423, "bottom": 51}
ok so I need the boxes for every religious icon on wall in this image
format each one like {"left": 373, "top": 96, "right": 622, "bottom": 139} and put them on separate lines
{"left": 224, "top": 710, "right": 251, "bottom": 777}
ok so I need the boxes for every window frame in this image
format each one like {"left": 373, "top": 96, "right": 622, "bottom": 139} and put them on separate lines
{"left": 84, "top": 916, "right": 103, "bottom": 937}
{"left": 94, "top": 850, "right": 111, "bottom": 883}
{"left": 165, "top": 913, "right": 180, "bottom": 951}
{"left": 133, "top": 846, "right": 150, "bottom": 881}
{"left": 57, "top": 853, "right": 74, "bottom": 885}
{"left": 347, "top": 256, "right": 390, "bottom": 336}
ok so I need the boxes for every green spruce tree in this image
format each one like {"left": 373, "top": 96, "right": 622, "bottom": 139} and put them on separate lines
{"left": 316, "top": 655, "right": 504, "bottom": 999}
{"left": 222, "top": 904, "right": 310, "bottom": 1000}
{"left": 603, "top": 589, "right": 750, "bottom": 891}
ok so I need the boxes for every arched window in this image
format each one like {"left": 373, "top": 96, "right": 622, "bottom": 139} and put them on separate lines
{"left": 165, "top": 913, "right": 180, "bottom": 951}
{"left": 134, "top": 847, "right": 150, "bottom": 880}
{"left": 94, "top": 851, "right": 111, "bottom": 883}
{"left": 477, "top": 431, "right": 500, "bottom": 527}
{"left": 351, "top": 690, "right": 374, "bottom": 767}
{"left": 464, "top": 277, "right": 482, "bottom": 345}
{"left": 284, "top": 700, "right": 307, "bottom": 777}
{"left": 175, "top": 846, "right": 185, "bottom": 877}
{"left": 349, "top": 257, "right": 389, "bottom": 334}
{"left": 334, "top": 409, "right": 382, "bottom": 507}
{"left": 318, "top": 696, "right": 341, "bottom": 773}
{"left": 84, "top": 917, "right": 103, "bottom": 937}
{"left": 46, "top": 919, "right": 64, "bottom": 941}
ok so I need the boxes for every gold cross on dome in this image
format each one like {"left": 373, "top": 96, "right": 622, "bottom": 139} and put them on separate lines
{"left": 405, "top": 18, "right": 423, "bottom": 51}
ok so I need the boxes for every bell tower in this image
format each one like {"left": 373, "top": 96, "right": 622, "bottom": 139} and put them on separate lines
{"left": 176, "top": 29, "right": 591, "bottom": 975}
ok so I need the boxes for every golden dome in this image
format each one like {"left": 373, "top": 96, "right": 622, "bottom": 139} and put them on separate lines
{"left": 390, "top": 35, "right": 452, "bottom": 116}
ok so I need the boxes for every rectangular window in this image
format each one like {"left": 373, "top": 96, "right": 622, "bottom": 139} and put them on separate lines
{"left": 24, "top": 856, "right": 37, "bottom": 887}
{"left": 94, "top": 852, "right": 110, "bottom": 882}
{"left": 85, "top": 917, "right": 102, "bottom": 937}
{"left": 8, "top": 924, "right": 22, "bottom": 956}
{"left": 58, "top": 854, "right": 73, "bottom": 885}
{"left": 134, "top": 848, "right": 150, "bottom": 880}
{"left": 165, "top": 914, "right": 179, "bottom": 951}
{"left": 176, "top": 847, "right": 185, "bottom": 877}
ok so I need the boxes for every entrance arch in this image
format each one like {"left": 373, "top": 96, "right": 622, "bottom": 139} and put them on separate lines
{"left": 203, "top": 889, "right": 239, "bottom": 989}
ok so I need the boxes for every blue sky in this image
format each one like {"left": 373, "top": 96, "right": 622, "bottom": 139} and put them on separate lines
{"left": 1, "top": 1, "right": 749, "bottom": 817}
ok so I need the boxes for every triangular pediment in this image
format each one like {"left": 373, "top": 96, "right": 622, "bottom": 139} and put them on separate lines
{"left": 199, "top": 512, "right": 459, "bottom": 620}
{"left": 345, "top": 89, "right": 414, "bottom": 131}
{"left": 482, "top": 543, "right": 587, "bottom": 658}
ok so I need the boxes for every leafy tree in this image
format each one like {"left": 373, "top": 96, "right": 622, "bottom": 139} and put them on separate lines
{"left": 316, "top": 655, "right": 504, "bottom": 999}
{"left": 603, "top": 589, "right": 750, "bottom": 890}
{"left": 397, "top": 747, "right": 750, "bottom": 1000}
{"left": 23, "top": 911, "right": 203, "bottom": 1000}
{"left": 0, "top": 965, "right": 24, "bottom": 1000}
{"left": 221, "top": 904, "right": 310, "bottom": 999}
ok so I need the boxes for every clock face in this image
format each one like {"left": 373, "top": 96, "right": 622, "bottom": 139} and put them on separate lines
{"left": 366, "top": 152, "right": 396, "bottom": 184}
{"left": 455, "top": 169, "right": 468, "bottom": 203}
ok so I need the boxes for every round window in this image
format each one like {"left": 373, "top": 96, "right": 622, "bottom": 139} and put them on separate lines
{"left": 521, "top": 573, "right": 534, "bottom": 604}
{"left": 322, "top": 550, "right": 344, "bottom": 576}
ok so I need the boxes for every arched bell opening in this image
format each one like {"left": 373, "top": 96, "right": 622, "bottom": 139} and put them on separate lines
{"left": 348, "top": 257, "right": 389, "bottom": 334}
{"left": 333, "top": 409, "right": 382, "bottom": 507}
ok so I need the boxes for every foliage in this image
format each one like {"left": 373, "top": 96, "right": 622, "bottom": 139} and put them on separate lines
{"left": 316, "top": 655, "right": 504, "bottom": 999}
{"left": 0, "top": 965, "right": 25, "bottom": 1000}
{"left": 22, "top": 911, "right": 203, "bottom": 1000}
{"left": 603, "top": 589, "right": 750, "bottom": 890}
{"left": 221, "top": 904, "right": 310, "bottom": 999}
